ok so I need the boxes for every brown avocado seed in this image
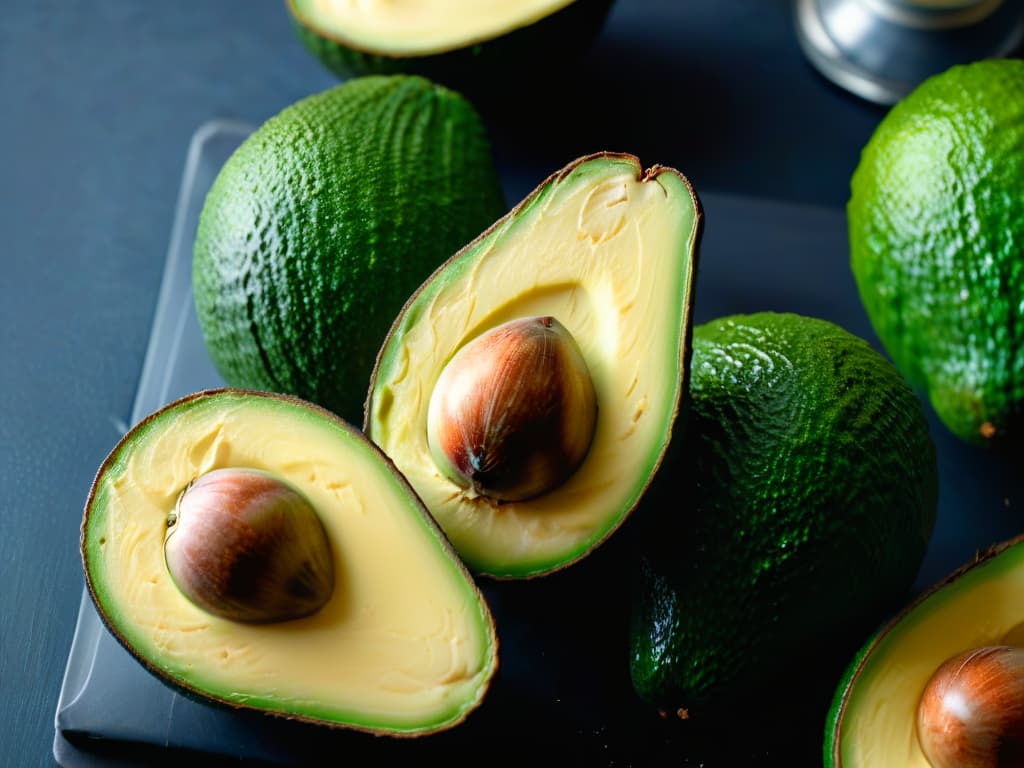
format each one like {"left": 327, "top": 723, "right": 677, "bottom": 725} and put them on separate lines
{"left": 426, "top": 316, "right": 598, "bottom": 502}
{"left": 917, "top": 646, "right": 1024, "bottom": 768}
{"left": 164, "top": 467, "right": 334, "bottom": 623}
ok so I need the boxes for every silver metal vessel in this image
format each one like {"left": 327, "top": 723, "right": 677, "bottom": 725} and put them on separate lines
{"left": 795, "top": 0, "right": 1024, "bottom": 104}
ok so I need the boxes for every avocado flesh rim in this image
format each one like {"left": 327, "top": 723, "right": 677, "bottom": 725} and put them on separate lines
{"left": 831, "top": 536, "right": 1024, "bottom": 766}
{"left": 367, "top": 153, "right": 701, "bottom": 578}
{"left": 81, "top": 389, "right": 497, "bottom": 736}
{"left": 289, "top": 0, "right": 576, "bottom": 57}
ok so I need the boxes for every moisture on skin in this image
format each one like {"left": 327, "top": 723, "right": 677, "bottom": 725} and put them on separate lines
{"left": 630, "top": 313, "right": 937, "bottom": 731}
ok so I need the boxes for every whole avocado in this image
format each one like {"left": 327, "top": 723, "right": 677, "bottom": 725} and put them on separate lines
{"left": 193, "top": 75, "right": 506, "bottom": 424}
{"left": 848, "top": 59, "right": 1024, "bottom": 446}
{"left": 630, "top": 313, "right": 937, "bottom": 756}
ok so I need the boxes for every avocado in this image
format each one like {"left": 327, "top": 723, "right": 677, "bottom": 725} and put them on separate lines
{"left": 287, "top": 0, "right": 614, "bottom": 97}
{"left": 192, "top": 75, "right": 506, "bottom": 425}
{"left": 365, "top": 153, "right": 702, "bottom": 578}
{"left": 824, "top": 535, "right": 1024, "bottom": 767}
{"left": 629, "top": 313, "right": 938, "bottom": 751}
{"left": 848, "top": 59, "right": 1024, "bottom": 445}
{"left": 80, "top": 388, "right": 498, "bottom": 736}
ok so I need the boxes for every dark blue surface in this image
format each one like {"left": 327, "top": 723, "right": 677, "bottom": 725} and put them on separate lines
{"left": 6, "top": 2, "right": 1010, "bottom": 766}
{"left": 47, "top": 119, "right": 873, "bottom": 765}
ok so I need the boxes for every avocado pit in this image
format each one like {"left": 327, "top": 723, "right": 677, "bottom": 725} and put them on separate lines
{"left": 917, "top": 645, "right": 1024, "bottom": 768}
{"left": 164, "top": 467, "right": 335, "bottom": 623}
{"left": 426, "top": 315, "right": 598, "bottom": 502}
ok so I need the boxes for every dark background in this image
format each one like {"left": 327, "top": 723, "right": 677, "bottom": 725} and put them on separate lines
{"left": 1, "top": 1, "right": 930, "bottom": 765}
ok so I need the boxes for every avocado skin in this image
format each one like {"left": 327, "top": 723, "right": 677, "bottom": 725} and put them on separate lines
{"left": 630, "top": 313, "right": 937, "bottom": 751}
{"left": 848, "top": 60, "right": 1024, "bottom": 446}
{"left": 289, "top": 0, "right": 614, "bottom": 102}
{"left": 193, "top": 75, "right": 505, "bottom": 425}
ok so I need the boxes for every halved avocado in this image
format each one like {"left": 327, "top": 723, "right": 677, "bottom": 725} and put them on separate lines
{"left": 81, "top": 388, "right": 498, "bottom": 736}
{"left": 287, "top": 0, "right": 615, "bottom": 95}
{"left": 365, "top": 153, "right": 702, "bottom": 578}
{"left": 826, "top": 535, "right": 1024, "bottom": 766}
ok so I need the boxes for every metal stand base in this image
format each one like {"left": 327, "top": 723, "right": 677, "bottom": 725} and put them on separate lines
{"left": 795, "top": 0, "right": 1024, "bottom": 104}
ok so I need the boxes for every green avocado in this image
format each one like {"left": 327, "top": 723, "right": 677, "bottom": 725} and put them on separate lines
{"left": 848, "top": 59, "right": 1024, "bottom": 445}
{"left": 366, "top": 152, "right": 702, "bottom": 578}
{"left": 825, "top": 535, "right": 1024, "bottom": 767}
{"left": 629, "top": 313, "right": 937, "bottom": 748}
{"left": 192, "top": 75, "right": 506, "bottom": 425}
{"left": 287, "top": 0, "right": 614, "bottom": 97}
{"left": 81, "top": 388, "right": 498, "bottom": 736}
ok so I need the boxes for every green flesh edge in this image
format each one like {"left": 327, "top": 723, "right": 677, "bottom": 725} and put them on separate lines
{"left": 367, "top": 153, "right": 702, "bottom": 578}
{"left": 287, "top": 0, "right": 614, "bottom": 96}
{"left": 288, "top": 0, "right": 577, "bottom": 57}
{"left": 825, "top": 535, "right": 1024, "bottom": 767}
{"left": 82, "top": 389, "right": 497, "bottom": 735}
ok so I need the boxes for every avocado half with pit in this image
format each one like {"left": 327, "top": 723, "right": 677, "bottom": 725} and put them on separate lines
{"left": 365, "top": 153, "right": 703, "bottom": 578}
{"left": 287, "top": 0, "right": 615, "bottom": 94}
{"left": 81, "top": 388, "right": 498, "bottom": 736}
{"left": 826, "top": 535, "right": 1024, "bottom": 766}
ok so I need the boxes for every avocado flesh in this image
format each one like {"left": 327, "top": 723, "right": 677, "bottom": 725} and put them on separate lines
{"left": 289, "top": 0, "right": 575, "bottom": 56}
{"left": 828, "top": 537, "right": 1024, "bottom": 767}
{"left": 81, "top": 389, "right": 497, "bottom": 736}
{"left": 366, "top": 154, "right": 701, "bottom": 578}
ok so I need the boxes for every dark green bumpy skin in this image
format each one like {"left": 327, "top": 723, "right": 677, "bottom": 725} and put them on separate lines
{"left": 193, "top": 76, "right": 506, "bottom": 424}
{"left": 288, "top": 0, "right": 615, "bottom": 102}
{"left": 630, "top": 313, "right": 937, "bottom": 751}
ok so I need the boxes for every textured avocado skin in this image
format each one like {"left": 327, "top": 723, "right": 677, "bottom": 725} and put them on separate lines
{"left": 289, "top": 0, "right": 614, "bottom": 100}
{"left": 192, "top": 75, "right": 506, "bottom": 424}
{"left": 630, "top": 313, "right": 937, "bottom": 734}
{"left": 848, "top": 59, "right": 1024, "bottom": 445}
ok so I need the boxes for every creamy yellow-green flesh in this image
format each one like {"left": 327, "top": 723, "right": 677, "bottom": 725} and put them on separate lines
{"left": 293, "top": 0, "right": 576, "bottom": 55}
{"left": 836, "top": 542, "right": 1024, "bottom": 766}
{"left": 83, "top": 391, "right": 496, "bottom": 734}
{"left": 368, "top": 156, "right": 699, "bottom": 577}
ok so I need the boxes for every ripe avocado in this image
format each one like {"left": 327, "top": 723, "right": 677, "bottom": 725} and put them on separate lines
{"left": 630, "top": 314, "right": 937, "bottom": 748}
{"left": 848, "top": 59, "right": 1024, "bottom": 446}
{"left": 192, "top": 75, "right": 506, "bottom": 425}
{"left": 826, "top": 535, "right": 1024, "bottom": 767}
{"left": 80, "top": 389, "right": 498, "bottom": 736}
{"left": 365, "top": 153, "right": 702, "bottom": 578}
{"left": 287, "top": 0, "right": 614, "bottom": 97}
